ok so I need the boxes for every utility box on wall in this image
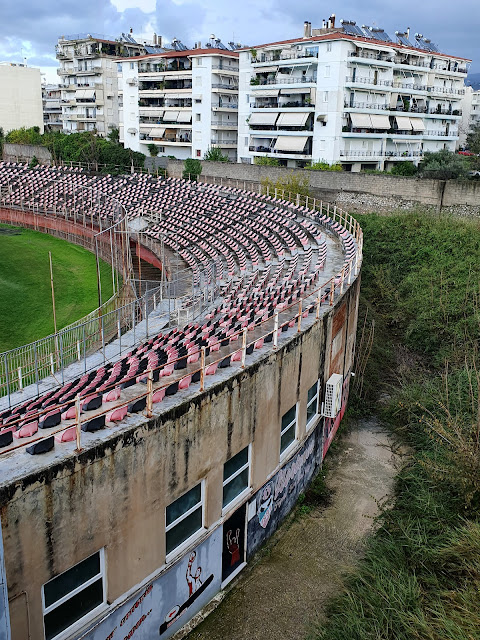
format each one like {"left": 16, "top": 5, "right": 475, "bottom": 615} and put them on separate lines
{"left": 323, "top": 373, "right": 343, "bottom": 418}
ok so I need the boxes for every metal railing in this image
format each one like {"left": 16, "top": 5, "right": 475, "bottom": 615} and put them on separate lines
{"left": 346, "top": 76, "right": 393, "bottom": 86}
{"left": 253, "top": 76, "right": 317, "bottom": 86}
{"left": 0, "top": 190, "right": 363, "bottom": 455}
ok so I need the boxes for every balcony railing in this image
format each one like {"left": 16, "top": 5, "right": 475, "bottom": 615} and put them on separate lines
{"left": 254, "top": 76, "right": 317, "bottom": 86}
{"left": 428, "top": 108, "right": 462, "bottom": 115}
{"left": 212, "top": 104, "right": 238, "bottom": 109}
{"left": 210, "top": 139, "right": 237, "bottom": 146}
{"left": 340, "top": 149, "right": 423, "bottom": 158}
{"left": 346, "top": 76, "right": 393, "bottom": 86}
{"left": 250, "top": 101, "right": 315, "bottom": 109}
{"left": 348, "top": 51, "right": 394, "bottom": 63}
{"left": 393, "top": 82, "right": 427, "bottom": 91}
{"left": 211, "top": 83, "right": 238, "bottom": 90}
{"left": 211, "top": 64, "right": 239, "bottom": 71}
{"left": 427, "top": 86, "right": 465, "bottom": 96}
{"left": 393, "top": 57, "right": 429, "bottom": 68}
{"left": 345, "top": 102, "right": 389, "bottom": 110}
{"left": 252, "top": 51, "right": 318, "bottom": 64}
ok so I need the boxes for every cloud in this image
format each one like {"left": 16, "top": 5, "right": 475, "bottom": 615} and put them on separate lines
{"left": 0, "top": 0, "right": 477, "bottom": 77}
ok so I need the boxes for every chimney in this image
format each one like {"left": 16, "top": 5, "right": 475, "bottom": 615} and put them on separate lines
{"left": 157, "top": 35, "right": 162, "bottom": 48}
{"left": 330, "top": 14, "right": 336, "bottom": 28}
{"left": 322, "top": 19, "right": 326, "bottom": 29}
{"left": 303, "top": 21, "right": 312, "bottom": 38}
{"left": 406, "top": 27, "right": 410, "bottom": 39}
{"left": 198, "top": 41, "right": 201, "bottom": 49}
{"left": 153, "top": 33, "right": 157, "bottom": 45}
{"left": 129, "top": 27, "right": 133, "bottom": 34}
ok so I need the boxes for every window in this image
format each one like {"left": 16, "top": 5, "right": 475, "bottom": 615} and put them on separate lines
{"left": 130, "top": 62, "right": 134, "bottom": 70}
{"left": 42, "top": 550, "right": 105, "bottom": 640}
{"left": 306, "top": 381, "right": 320, "bottom": 429}
{"left": 166, "top": 484, "right": 203, "bottom": 556}
{"left": 327, "top": 42, "right": 332, "bottom": 52}
{"left": 196, "top": 113, "right": 201, "bottom": 122}
{"left": 324, "top": 66, "right": 331, "bottom": 78}
{"left": 280, "top": 405, "right": 297, "bottom": 455}
{"left": 323, "top": 91, "right": 329, "bottom": 103}
{"left": 223, "top": 446, "right": 250, "bottom": 509}
{"left": 246, "top": 93, "right": 249, "bottom": 103}
{"left": 117, "top": 63, "right": 122, "bottom": 72}
{"left": 244, "top": 137, "right": 248, "bottom": 146}
{"left": 196, "top": 150, "right": 202, "bottom": 157}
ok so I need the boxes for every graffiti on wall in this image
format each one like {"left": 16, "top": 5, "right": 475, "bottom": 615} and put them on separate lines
{"left": 77, "top": 530, "right": 221, "bottom": 640}
{"left": 323, "top": 374, "right": 350, "bottom": 459}
{"left": 246, "top": 428, "right": 319, "bottom": 559}
{"left": 222, "top": 504, "right": 246, "bottom": 583}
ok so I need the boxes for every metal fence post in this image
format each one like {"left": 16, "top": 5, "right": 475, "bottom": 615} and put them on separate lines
{"left": 146, "top": 370, "right": 153, "bottom": 418}
{"left": 241, "top": 328, "right": 248, "bottom": 368}
{"left": 200, "top": 347, "right": 205, "bottom": 391}
{"left": 273, "top": 312, "right": 279, "bottom": 348}
{"left": 297, "top": 300, "right": 302, "bottom": 332}
{"left": 75, "top": 394, "right": 82, "bottom": 452}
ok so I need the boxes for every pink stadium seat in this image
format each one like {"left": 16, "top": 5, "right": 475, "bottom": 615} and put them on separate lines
{"left": 152, "top": 388, "right": 166, "bottom": 404}
{"left": 54, "top": 426, "right": 77, "bottom": 443}
{"left": 178, "top": 375, "right": 192, "bottom": 390}
{"left": 61, "top": 406, "right": 77, "bottom": 421}
{"left": 205, "top": 362, "right": 219, "bottom": 376}
{"left": 106, "top": 406, "right": 128, "bottom": 423}
{"left": 13, "top": 421, "right": 38, "bottom": 439}
{"left": 103, "top": 387, "right": 121, "bottom": 403}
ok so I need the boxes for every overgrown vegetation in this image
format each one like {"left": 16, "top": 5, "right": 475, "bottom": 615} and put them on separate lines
{"left": 183, "top": 157, "right": 202, "bottom": 181}
{"left": 260, "top": 172, "right": 310, "bottom": 199}
{"left": 305, "top": 160, "right": 343, "bottom": 172}
{"left": 254, "top": 156, "right": 280, "bottom": 166}
{"left": 418, "top": 148, "right": 469, "bottom": 180}
{"left": 204, "top": 146, "right": 230, "bottom": 162}
{"left": 312, "top": 211, "right": 480, "bottom": 640}
{"left": 4, "top": 127, "right": 145, "bottom": 174}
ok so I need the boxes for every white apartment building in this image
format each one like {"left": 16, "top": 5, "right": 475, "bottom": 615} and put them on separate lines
{"left": 120, "top": 43, "right": 239, "bottom": 160}
{"left": 55, "top": 33, "right": 164, "bottom": 136}
{"left": 42, "top": 84, "right": 63, "bottom": 131}
{"left": 0, "top": 63, "right": 43, "bottom": 134}
{"left": 458, "top": 86, "right": 480, "bottom": 147}
{"left": 237, "top": 19, "right": 469, "bottom": 171}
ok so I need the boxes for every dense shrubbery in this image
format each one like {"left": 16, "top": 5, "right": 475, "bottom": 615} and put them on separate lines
{"left": 418, "top": 148, "right": 469, "bottom": 180}
{"left": 313, "top": 212, "right": 480, "bottom": 640}
{"left": 254, "top": 156, "right": 280, "bottom": 166}
{"left": 305, "top": 160, "right": 343, "bottom": 172}
{"left": 204, "top": 146, "right": 230, "bottom": 162}
{"left": 4, "top": 127, "right": 145, "bottom": 174}
{"left": 183, "top": 158, "right": 202, "bottom": 181}
{"left": 390, "top": 161, "right": 417, "bottom": 176}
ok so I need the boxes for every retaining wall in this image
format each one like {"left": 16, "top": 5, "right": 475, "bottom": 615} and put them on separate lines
{"left": 166, "top": 160, "right": 480, "bottom": 215}
{"left": 3, "top": 144, "right": 52, "bottom": 165}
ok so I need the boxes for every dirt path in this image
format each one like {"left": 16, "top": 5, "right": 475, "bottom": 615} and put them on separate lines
{"left": 185, "top": 418, "right": 402, "bottom": 640}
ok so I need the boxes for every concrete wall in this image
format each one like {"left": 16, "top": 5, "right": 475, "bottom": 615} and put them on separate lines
{"left": 166, "top": 160, "right": 480, "bottom": 214}
{"left": 0, "top": 66, "right": 44, "bottom": 135}
{"left": 0, "top": 274, "right": 360, "bottom": 640}
{"left": 3, "top": 144, "right": 52, "bottom": 165}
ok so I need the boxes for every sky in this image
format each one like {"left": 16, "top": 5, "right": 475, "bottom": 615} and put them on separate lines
{"left": 1, "top": 0, "right": 479, "bottom": 83}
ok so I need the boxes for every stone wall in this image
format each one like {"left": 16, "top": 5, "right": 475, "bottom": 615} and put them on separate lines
{"left": 166, "top": 160, "right": 480, "bottom": 215}
{"left": 2, "top": 143, "right": 52, "bottom": 165}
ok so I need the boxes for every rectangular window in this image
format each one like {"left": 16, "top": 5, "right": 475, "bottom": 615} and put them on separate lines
{"left": 223, "top": 446, "right": 250, "bottom": 508}
{"left": 42, "top": 550, "right": 105, "bottom": 640}
{"left": 196, "top": 113, "right": 201, "bottom": 122}
{"left": 325, "top": 66, "right": 330, "bottom": 78}
{"left": 166, "top": 484, "right": 203, "bottom": 556}
{"left": 327, "top": 42, "right": 332, "bottom": 52}
{"left": 323, "top": 91, "right": 329, "bottom": 103}
{"left": 130, "top": 62, "right": 134, "bottom": 70}
{"left": 280, "top": 405, "right": 297, "bottom": 455}
{"left": 306, "top": 381, "right": 320, "bottom": 429}
{"left": 196, "top": 150, "right": 202, "bottom": 157}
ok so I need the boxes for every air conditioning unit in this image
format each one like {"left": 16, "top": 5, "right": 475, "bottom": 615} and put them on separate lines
{"left": 322, "top": 373, "right": 343, "bottom": 418}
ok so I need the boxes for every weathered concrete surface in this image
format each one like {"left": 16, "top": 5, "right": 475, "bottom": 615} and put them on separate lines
{"left": 186, "top": 419, "right": 402, "bottom": 640}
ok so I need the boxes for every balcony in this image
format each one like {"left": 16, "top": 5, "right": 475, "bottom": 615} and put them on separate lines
{"left": 252, "top": 76, "right": 317, "bottom": 86}
{"left": 250, "top": 101, "right": 315, "bottom": 109}
{"left": 212, "top": 104, "right": 238, "bottom": 111}
{"left": 211, "top": 64, "right": 239, "bottom": 73}
{"left": 340, "top": 149, "right": 423, "bottom": 159}
{"left": 427, "top": 86, "right": 465, "bottom": 96}
{"left": 393, "top": 81, "right": 427, "bottom": 91}
{"left": 346, "top": 76, "right": 393, "bottom": 87}
{"left": 211, "top": 83, "right": 238, "bottom": 91}
{"left": 345, "top": 102, "right": 389, "bottom": 110}
{"left": 348, "top": 51, "right": 394, "bottom": 64}
{"left": 252, "top": 51, "right": 319, "bottom": 64}
{"left": 393, "top": 57, "right": 429, "bottom": 68}
{"left": 210, "top": 139, "right": 237, "bottom": 147}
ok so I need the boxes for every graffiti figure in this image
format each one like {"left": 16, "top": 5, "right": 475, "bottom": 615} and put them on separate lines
{"left": 226, "top": 528, "right": 241, "bottom": 566}
{"left": 186, "top": 551, "right": 202, "bottom": 597}
{"left": 257, "top": 482, "right": 273, "bottom": 529}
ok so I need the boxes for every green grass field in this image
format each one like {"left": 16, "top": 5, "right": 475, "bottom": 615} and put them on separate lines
{"left": 0, "top": 225, "right": 115, "bottom": 352}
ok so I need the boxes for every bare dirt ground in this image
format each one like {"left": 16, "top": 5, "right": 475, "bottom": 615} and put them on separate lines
{"left": 185, "top": 418, "right": 403, "bottom": 640}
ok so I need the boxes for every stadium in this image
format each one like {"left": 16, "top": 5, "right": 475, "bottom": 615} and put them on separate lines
{"left": 0, "top": 161, "right": 361, "bottom": 640}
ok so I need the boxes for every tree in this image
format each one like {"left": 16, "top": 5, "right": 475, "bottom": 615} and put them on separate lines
{"left": 147, "top": 143, "right": 159, "bottom": 157}
{"left": 183, "top": 158, "right": 202, "bottom": 181}
{"left": 466, "top": 123, "right": 480, "bottom": 156}
{"left": 107, "top": 127, "right": 120, "bottom": 144}
{"left": 418, "top": 149, "right": 468, "bottom": 180}
{"left": 204, "top": 146, "right": 229, "bottom": 162}
{"left": 28, "top": 155, "right": 39, "bottom": 168}
{"left": 305, "top": 160, "right": 343, "bottom": 172}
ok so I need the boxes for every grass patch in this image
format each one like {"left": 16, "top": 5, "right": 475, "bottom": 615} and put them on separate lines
{"left": 310, "top": 210, "right": 480, "bottom": 639}
{"left": 0, "top": 225, "right": 114, "bottom": 352}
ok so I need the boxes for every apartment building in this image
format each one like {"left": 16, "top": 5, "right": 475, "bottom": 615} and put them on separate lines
{"left": 237, "top": 18, "right": 469, "bottom": 171}
{"left": 0, "top": 63, "right": 43, "bottom": 134}
{"left": 120, "top": 39, "right": 239, "bottom": 160}
{"left": 55, "top": 32, "right": 165, "bottom": 136}
{"left": 459, "top": 85, "right": 480, "bottom": 147}
{"left": 42, "top": 84, "right": 63, "bottom": 131}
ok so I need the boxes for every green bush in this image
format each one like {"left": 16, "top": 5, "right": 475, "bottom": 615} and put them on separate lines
{"left": 147, "top": 143, "right": 159, "bottom": 157}
{"left": 183, "top": 158, "right": 202, "bottom": 181}
{"left": 418, "top": 149, "right": 468, "bottom": 180}
{"left": 305, "top": 160, "right": 343, "bottom": 172}
{"left": 390, "top": 161, "right": 417, "bottom": 176}
{"left": 254, "top": 156, "right": 279, "bottom": 166}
